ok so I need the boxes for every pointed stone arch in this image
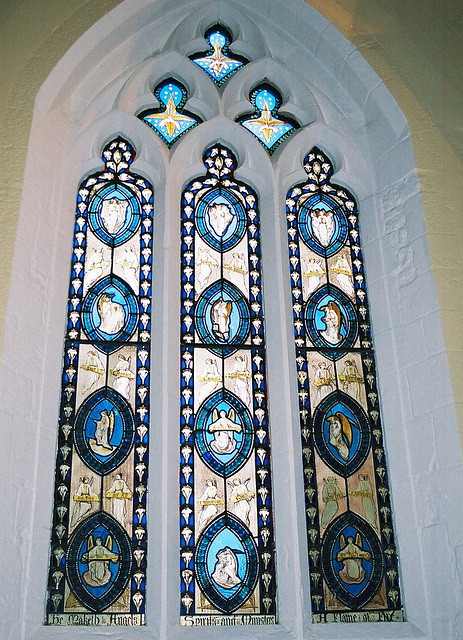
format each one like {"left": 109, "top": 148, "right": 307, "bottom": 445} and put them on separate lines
{"left": 0, "top": 0, "right": 460, "bottom": 638}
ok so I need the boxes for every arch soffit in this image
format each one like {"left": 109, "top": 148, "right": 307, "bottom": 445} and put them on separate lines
{"left": 36, "top": 0, "right": 396, "bottom": 146}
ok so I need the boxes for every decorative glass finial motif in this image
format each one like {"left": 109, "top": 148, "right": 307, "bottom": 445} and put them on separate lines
{"left": 236, "top": 85, "right": 298, "bottom": 154}
{"left": 138, "top": 80, "right": 202, "bottom": 147}
{"left": 286, "top": 148, "right": 404, "bottom": 624}
{"left": 46, "top": 138, "right": 153, "bottom": 625}
{"left": 180, "top": 145, "right": 277, "bottom": 624}
{"left": 190, "top": 25, "right": 247, "bottom": 86}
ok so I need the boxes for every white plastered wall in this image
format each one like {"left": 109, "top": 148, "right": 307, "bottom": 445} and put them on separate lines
{"left": 0, "top": 0, "right": 462, "bottom": 639}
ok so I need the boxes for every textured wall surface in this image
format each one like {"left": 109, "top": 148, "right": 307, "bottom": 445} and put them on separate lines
{"left": 0, "top": 1, "right": 462, "bottom": 639}
{"left": 1, "top": 0, "right": 462, "bottom": 435}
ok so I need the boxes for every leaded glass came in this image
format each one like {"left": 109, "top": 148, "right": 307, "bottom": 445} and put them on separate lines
{"left": 46, "top": 138, "right": 152, "bottom": 625}
{"left": 236, "top": 84, "right": 298, "bottom": 154}
{"left": 286, "top": 148, "right": 403, "bottom": 623}
{"left": 180, "top": 144, "right": 277, "bottom": 624}
{"left": 138, "top": 79, "right": 202, "bottom": 148}
{"left": 190, "top": 25, "right": 248, "bottom": 86}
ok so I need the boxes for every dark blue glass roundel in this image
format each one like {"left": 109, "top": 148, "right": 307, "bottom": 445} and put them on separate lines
{"left": 298, "top": 193, "right": 348, "bottom": 257}
{"left": 321, "top": 512, "right": 383, "bottom": 610}
{"left": 66, "top": 512, "right": 132, "bottom": 612}
{"left": 195, "top": 281, "right": 250, "bottom": 356}
{"left": 196, "top": 189, "right": 246, "bottom": 252}
{"left": 74, "top": 387, "right": 135, "bottom": 475}
{"left": 195, "top": 514, "right": 259, "bottom": 613}
{"left": 305, "top": 285, "right": 357, "bottom": 358}
{"left": 195, "top": 390, "right": 253, "bottom": 477}
{"left": 82, "top": 275, "right": 138, "bottom": 354}
{"left": 313, "top": 391, "right": 371, "bottom": 477}
{"left": 88, "top": 184, "right": 141, "bottom": 247}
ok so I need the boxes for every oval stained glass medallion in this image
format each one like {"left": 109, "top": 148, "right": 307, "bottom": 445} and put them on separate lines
{"left": 321, "top": 512, "right": 383, "bottom": 610}
{"left": 194, "top": 389, "right": 254, "bottom": 477}
{"left": 304, "top": 285, "right": 358, "bottom": 357}
{"left": 297, "top": 194, "right": 348, "bottom": 258}
{"left": 195, "top": 280, "right": 251, "bottom": 356}
{"left": 73, "top": 387, "right": 135, "bottom": 475}
{"left": 88, "top": 184, "right": 142, "bottom": 247}
{"left": 66, "top": 512, "right": 132, "bottom": 612}
{"left": 195, "top": 514, "right": 259, "bottom": 613}
{"left": 81, "top": 275, "right": 139, "bottom": 353}
{"left": 312, "top": 391, "right": 371, "bottom": 476}
{"left": 195, "top": 189, "right": 247, "bottom": 252}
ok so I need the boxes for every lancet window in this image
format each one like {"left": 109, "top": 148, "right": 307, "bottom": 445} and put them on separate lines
{"left": 286, "top": 148, "right": 403, "bottom": 623}
{"left": 180, "top": 145, "right": 277, "bottom": 623}
{"left": 46, "top": 139, "right": 153, "bottom": 624}
{"left": 46, "top": 19, "right": 404, "bottom": 629}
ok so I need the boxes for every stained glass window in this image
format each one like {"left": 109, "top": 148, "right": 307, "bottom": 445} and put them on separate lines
{"left": 180, "top": 144, "right": 277, "bottom": 624}
{"left": 236, "top": 84, "right": 298, "bottom": 154}
{"left": 190, "top": 25, "right": 248, "bottom": 86}
{"left": 286, "top": 148, "right": 403, "bottom": 623}
{"left": 46, "top": 138, "right": 153, "bottom": 626}
{"left": 138, "top": 79, "right": 202, "bottom": 148}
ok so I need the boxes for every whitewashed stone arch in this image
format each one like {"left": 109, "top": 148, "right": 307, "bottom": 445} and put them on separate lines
{"left": 1, "top": 0, "right": 462, "bottom": 639}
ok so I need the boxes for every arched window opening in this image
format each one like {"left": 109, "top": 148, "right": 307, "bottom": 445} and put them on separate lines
{"left": 287, "top": 148, "right": 403, "bottom": 622}
{"left": 46, "top": 139, "right": 153, "bottom": 625}
{"left": 3, "top": 1, "right": 452, "bottom": 638}
{"left": 180, "top": 144, "right": 276, "bottom": 623}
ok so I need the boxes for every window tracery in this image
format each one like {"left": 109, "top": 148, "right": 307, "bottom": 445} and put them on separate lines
{"left": 236, "top": 84, "right": 299, "bottom": 154}
{"left": 190, "top": 25, "right": 248, "bottom": 86}
{"left": 138, "top": 79, "right": 202, "bottom": 148}
{"left": 46, "top": 17, "right": 404, "bottom": 629}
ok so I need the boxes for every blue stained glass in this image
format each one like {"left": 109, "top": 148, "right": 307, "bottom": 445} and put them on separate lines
{"left": 73, "top": 388, "right": 135, "bottom": 475}
{"left": 196, "top": 190, "right": 247, "bottom": 252}
{"left": 180, "top": 145, "right": 276, "bottom": 624}
{"left": 321, "top": 512, "right": 384, "bottom": 610}
{"left": 190, "top": 26, "right": 247, "bottom": 86}
{"left": 195, "top": 390, "right": 254, "bottom": 477}
{"left": 195, "top": 280, "right": 251, "bottom": 355}
{"left": 304, "top": 285, "right": 358, "bottom": 356}
{"left": 312, "top": 392, "right": 371, "bottom": 476}
{"left": 297, "top": 195, "right": 348, "bottom": 257}
{"left": 47, "top": 138, "right": 153, "bottom": 625}
{"left": 88, "top": 185, "right": 141, "bottom": 247}
{"left": 66, "top": 512, "right": 132, "bottom": 612}
{"left": 286, "top": 147, "right": 403, "bottom": 623}
{"left": 138, "top": 80, "right": 202, "bottom": 147}
{"left": 195, "top": 514, "right": 259, "bottom": 613}
{"left": 237, "top": 85, "right": 298, "bottom": 154}
{"left": 81, "top": 276, "right": 139, "bottom": 351}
